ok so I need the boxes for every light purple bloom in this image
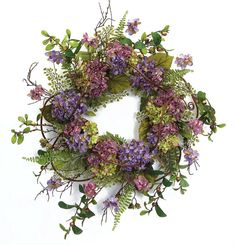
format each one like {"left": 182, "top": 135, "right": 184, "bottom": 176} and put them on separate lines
{"left": 84, "top": 181, "right": 97, "bottom": 198}
{"left": 103, "top": 197, "right": 119, "bottom": 213}
{"left": 28, "top": 85, "right": 45, "bottom": 100}
{"left": 188, "top": 118, "right": 203, "bottom": 135}
{"left": 47, "top": 176, "right": 63, "bottom": 191}
{"left": 118, "top": 140, "right": 151, "bottom": 171}
{"left": 133, "top": 175, "right": 149, "bottom": 191}
{"left": 126, "top": 18, "right": 141, "bottom": 35}
{"left": 45, "top": 50, "right": 63, "bottom": 64}
{"left": 183, "top": 148, "right": 199, "bottom": 165}
{"left": 81, "top": 33, "right": 98, "bottom": 48}
{"left": 175, "top": 54, "right": 193, "bottom": 69}
{"left": 51, "top": 90, "right": 87, "bottom": 122}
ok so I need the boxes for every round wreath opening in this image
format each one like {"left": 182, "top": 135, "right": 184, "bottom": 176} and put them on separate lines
{"left": 12, "top": 2, "right": 225, "bottom": 238}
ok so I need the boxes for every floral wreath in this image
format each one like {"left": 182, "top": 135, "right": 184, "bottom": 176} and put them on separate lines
{"left": 12, "top": 1, "right": 225, "bottom": 238}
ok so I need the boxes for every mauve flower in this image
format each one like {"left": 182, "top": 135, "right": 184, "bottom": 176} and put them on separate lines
{"left": 103, "top": 197, "right": 119, "bottom": 213}
{"left": 45, "top": 50, "right": 63, "bottom": 64}
{"left": 175, "top": 54, "right": 193, "bottom": 69}
{"left": 84, "top": 181, "right": 97, "bottom": 198}
{"left": 133, "top": 175, "right": 149, "bottom": 191}
{"left": 28, "top": 85, "right": 45, "bottom": 100}
{"left": 126, "top": 18, "right": 141, "bottom": 35}
{"left": 81, "top": 33, "right": 98, "bottom": 48}
{"left": 188, "top": 118, "right": 203, "bottom": 135}
{"left": 47, "top": 176, "right": 63, "bottom": 191}
{"left": 183, "top": 148, "right": 199, "bottom": 165}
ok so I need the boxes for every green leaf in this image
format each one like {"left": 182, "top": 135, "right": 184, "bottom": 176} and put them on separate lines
{"left": 139, "top": 120, "right": 149, "bottom": 140}
{"left": 148, "top": 53, "right": 173, "bottom": 69}
{"left": 80, "top": 209, "right": 95, "bottom": 219}
{"left": 217, "top": 123, "right": 226, "bottom": 128}
{"left": 45, "top": 44, "right": 55, "bottom": 51}
{"left": 41, "top": 30, "right": 49, "bottom": 37}
{"left": 151, "top": 32, "right": 162, "bottom": 46}
{"left": 42, "top": 39, "right": 49, "bottom": 45}
{"left": 140, "top": 97, "right": 148, "bottom": 111}
{"left": 141, "top": 32, "right": 147, "bottom": 42}
{"left": 17, "top": 134, "right": 24, "bottom": 145}
{"left": 180, "top": 178, "right": 189, "bottom": 188}
{"left": 71, "top": 225, "right": 83, "bottom": 235}
{"left": 163, "top": 178, "right": 172, "bottom": 187}
{"left": 18, "top": 116, "right": 25, "bottom": 123}
{"left": 59, "top": 224, "right": 68, "bottom": 232}
{"left": 76, "top": 51, "right": 91, "bottom": 61}
{"left": 58, "top": 201, "right": 75, "bottom": 209}
{"left": 11, "top": 134, "right": 17, "bottom": 144}
{"left": 65, "top": 49, "right": 74, "bottom": 58}
{"left": 66, "top": 29, "right": 71, "bottom": 38}
{"left": 120, "top": 37, "right": 133, "bottom": 46}
{"left": 79, "top": 185, "right": 84, "bottom": 193}
{"left": 86, "top": 111, "right": 96, "bottom": 117}
{"left": 108, "top": 75, "right": 130, "bottom": 94}
{"left": 140, "top": 210, "right": 148, "bottom": 216}
{"left": 197, "top": 91, "right": 206, "bottom": 102}
{"left": 23, "top": 127, "right": 31, "bottom": 134}
{"left": 74, "top": 42, "right": 82, "bottom": 54}
{"left": 155, "top": 204, "right": 167, "bottom": 217}
{"left": 134, "top": 41, "right": 145, "bottom": 50}
{"left": 40, "top": 104, "right": 56, "bottom": 124}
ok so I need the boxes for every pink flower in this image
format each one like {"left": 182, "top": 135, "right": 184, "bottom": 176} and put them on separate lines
{"left": 188, "top": 118, "right": 203, "bottom": 135}
{"left": 84, "top": 181, "right": 97, "bottom": 198}
{"left": 28, "top": 85, "right": 45, "bottom": 100}
{"left": 81, "top": 33, "right": 98, "bottom": 48}
{"left": 133, "top": 175, "right": 149, "bottom": 191}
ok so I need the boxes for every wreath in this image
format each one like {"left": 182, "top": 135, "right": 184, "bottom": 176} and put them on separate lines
{"left": 12, "top": 1, "right": 225, "bottom": 238}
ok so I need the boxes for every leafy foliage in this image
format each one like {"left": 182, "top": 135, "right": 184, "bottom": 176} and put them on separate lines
{"left": 112, "top": 11, "right": 128, "bottom": 39}
{"left": 112, "top": 185, "right": 134, "bottom": 230}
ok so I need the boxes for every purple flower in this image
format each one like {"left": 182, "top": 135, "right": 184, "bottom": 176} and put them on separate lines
{"left": 106, "top": 41, "right": 133, "bottom": 75}
{"left": 188, "top": 118, "right": 203, "bottom": 135}
{"left": 126, "top": 18, "right": 141, "bottom": 35}
{"left": 84, "top": 181, "right": 97, "bottom": 198}
{"left": 103, "top": 197, "right": 119, "bottom": 213}
{"left": 51, "top": 90, "right": 87, "bottom": 122}
{"left": 118, "top": 140, "right": 151, "bottom": 171}
{"left": 45, "top": 50, "right": 63, "bottom": 64}
{"left": 154, "top": 90, "right": 186, "bottom": 120}
{"left": 175, "top": 54, "right": 193, "bottom": 69}
{"left": 130, "top": 57, "right": 164, "bottom": 93}
{"left": 183, "top": 148, "right": 199, "bottom": 165}
{"left": 63, "top": 119, "right": 90, "bottom": 152}
{"left": 85, "top": 59, "right": 109, "bottom": 97}
{"left": 81, "top": 33, "right": 98, "bottom": 48}
{"left": 28, "top": 85, "right": 45, "bottom": 100}
{"left": 133, "top": 175, "right": 149, "bottom": 191}
{"left": 47, "top": 176, "right": 63, "bottom": 191}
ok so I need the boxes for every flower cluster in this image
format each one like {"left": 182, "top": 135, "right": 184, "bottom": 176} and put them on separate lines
{"left": 131, "top": 58, "right": 164, "bottom": 93}
{"left": 46, "top": 50, "right": 63, "bottom": 64}
{"left": 118, "top": 140, "right": 152, "bottom": 171}
{"left": 85, "top": 59, "right": 109, "bottom": 97}
{"left": 87, "top": 139, "right": 119, "bottom": 177}
{"left": 51, "top": 90, "right": 87, "bottom": 122}
{"left": 183, "top": 148, "right": 199, "bottom": 165}
{"left": 175, "top": 54, "right": 193, "bottom": 69}
{"left": 126, "top": 18, "right": 141, "bottom": 35}
{"left": 28, "top": 85, "right": 45, "bottom": 100}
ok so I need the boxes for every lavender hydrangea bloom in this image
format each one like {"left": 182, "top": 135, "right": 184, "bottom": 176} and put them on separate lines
{"left": 183, "top": 148, "right": 199, "bottom": 165}
{"left": 28, "top": 85, "right": 45, "bottom": 100}
{"left": 154, "top": 90, "right": 185, "bottom": 120}
{"left": 63, "top": 119, "right": 90, "bottom": 152}
{"left": 117, "top": 140, "right": 151, "bottom": 171}
{"left": 188, "top": 118, "right": 203, "bottom": 135}
{"left": 45, "top": 50, "right": 63, "bottom": 64}
{"left": 103, "top": 197, "right": 119, "bottom": 213}
{"left": 126, "top": 18, "right": 141, "bottom": 35}
{"left": 51, "top": 90, "right": 87, "bottom": 122}
{"left": 47, "top": 176, "right": 63, "bottom": 191}
{"left": 106, "top": 41, "right": 133, "bottom": 75}
{"left": 85, "top": 59, "right": 109, "bottom": 97}
{"left": 175, "top": 54, "right": 193, "bottom": 69}
{"left": 130, "top": 58, "right": 164, "bottom": 93}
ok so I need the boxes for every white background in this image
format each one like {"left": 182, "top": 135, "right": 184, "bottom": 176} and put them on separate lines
{"left": 0, "top": 0, "right": 235, "bottom": 244}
